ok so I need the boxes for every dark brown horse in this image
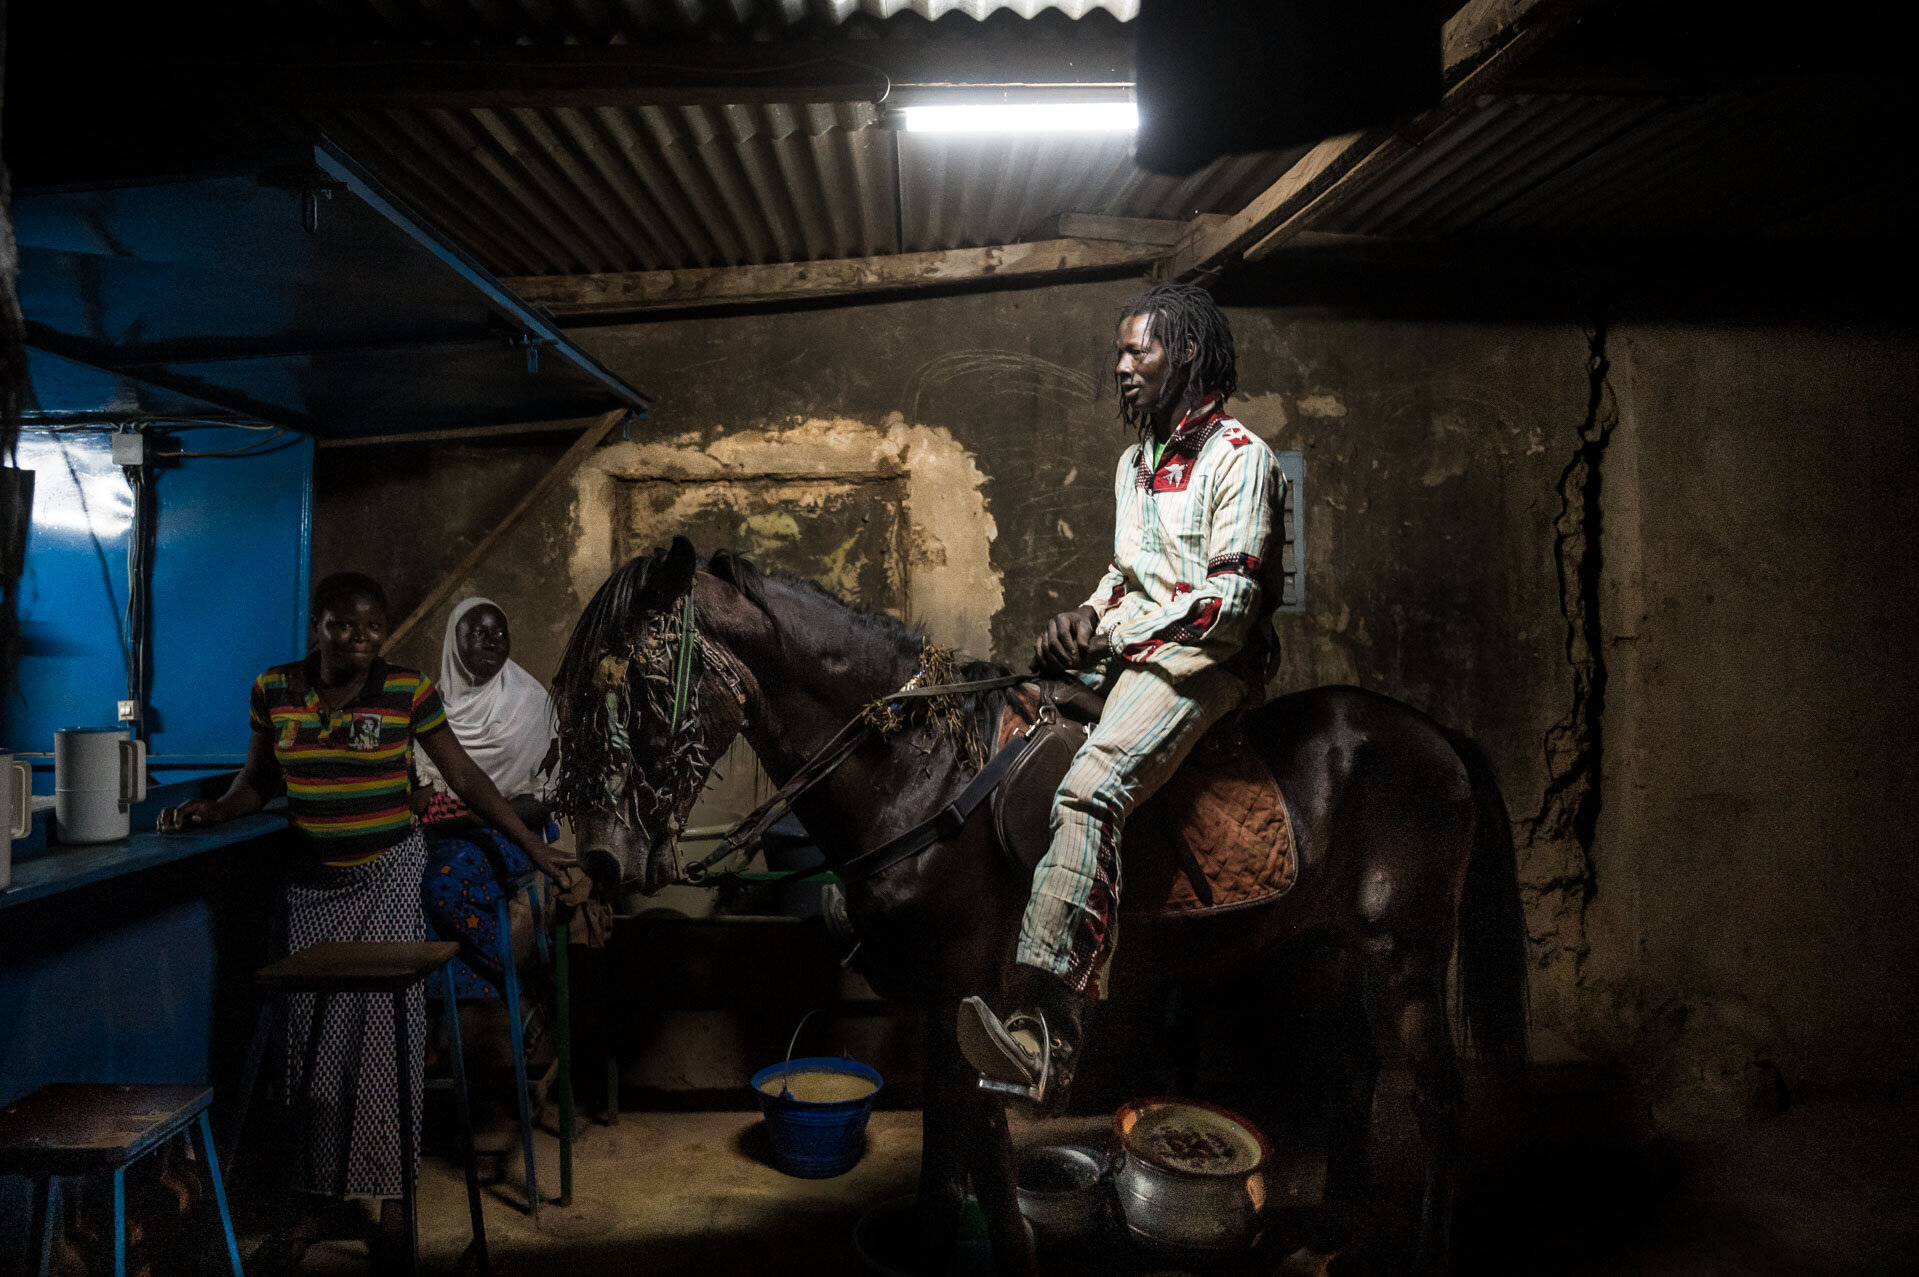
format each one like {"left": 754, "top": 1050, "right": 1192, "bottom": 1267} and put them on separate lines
{"left": 553, "top": 538, "right": 1527, "bottom": 1275}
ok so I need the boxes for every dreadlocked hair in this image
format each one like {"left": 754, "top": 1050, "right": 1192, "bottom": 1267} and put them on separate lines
{"left": 1114, "top": 281, "right": 1237, "bottom": 435}
{"left": 551, "top": 551, "right": 709, "bottom": 835}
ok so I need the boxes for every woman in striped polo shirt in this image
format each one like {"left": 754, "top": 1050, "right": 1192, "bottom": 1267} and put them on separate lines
{"left": 160, "top": 571, "right": 571, "bottom": 1265}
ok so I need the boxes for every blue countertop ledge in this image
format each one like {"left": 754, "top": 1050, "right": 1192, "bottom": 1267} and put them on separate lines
{"left": 1, "top": 812, "right": 290, "bottom": 911}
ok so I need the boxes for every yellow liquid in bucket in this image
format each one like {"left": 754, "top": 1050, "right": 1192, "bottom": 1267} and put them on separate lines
{"left": 757, "top": 1069, "right": 878, "bottom": 1103}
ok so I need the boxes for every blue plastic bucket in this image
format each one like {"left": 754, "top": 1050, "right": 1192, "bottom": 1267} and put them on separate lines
{"left": 751, "top": 1055, "right": 884, "bottom": 1179}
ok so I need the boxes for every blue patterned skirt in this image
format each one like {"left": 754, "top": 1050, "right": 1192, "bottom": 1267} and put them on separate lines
{"left": 420, "top": 827, "right": 534, "bottom": 999}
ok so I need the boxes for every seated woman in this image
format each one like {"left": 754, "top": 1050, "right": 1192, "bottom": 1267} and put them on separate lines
{"left": 413, "top": 597, "right": 561, "bottom": 999}
{"left": 159, "top": 572, "right": 571, "bottom": 1267}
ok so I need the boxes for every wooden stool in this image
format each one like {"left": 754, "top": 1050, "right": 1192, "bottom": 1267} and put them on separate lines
{"left": 0, "top": 1083, "right": 242, "bottom": 1277}
{"left": 233, "top": 941, "right": 488, "bottom": 1276}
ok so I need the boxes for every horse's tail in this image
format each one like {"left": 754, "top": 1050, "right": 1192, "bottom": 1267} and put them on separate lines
{"left": 1446, "top": 729, "right": 1530, "bottom": 1085}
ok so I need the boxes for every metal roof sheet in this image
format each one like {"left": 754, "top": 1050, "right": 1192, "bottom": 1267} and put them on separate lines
{"left": 322, "top": 102, "right": 1306, "bottom": 276}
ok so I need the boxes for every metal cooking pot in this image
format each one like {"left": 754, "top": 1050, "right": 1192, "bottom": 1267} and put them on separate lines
{"left": 1015, "top": 1144, "right": 1108, "bottom": 1245}
{"left": 1112, "top": 1097, "right": 1269, "bottom": 1258}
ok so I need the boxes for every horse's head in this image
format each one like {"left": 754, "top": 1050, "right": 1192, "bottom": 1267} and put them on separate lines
{"left": 552, "top": 536, "right": 747, "bottom": 895}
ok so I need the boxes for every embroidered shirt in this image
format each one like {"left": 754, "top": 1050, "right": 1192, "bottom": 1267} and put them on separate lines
{"left": 1083, "top": 395, "right": 1283, "bottom": 682}
{"left": 249, "top": 654, "right": 448, "bottom": 867}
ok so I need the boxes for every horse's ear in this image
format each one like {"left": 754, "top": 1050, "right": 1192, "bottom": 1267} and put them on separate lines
{"left": 707, "top": 547, "right": 752, "bottom": 588}
{"left": 659, "top": 535, "right": 698, "bottom": 599}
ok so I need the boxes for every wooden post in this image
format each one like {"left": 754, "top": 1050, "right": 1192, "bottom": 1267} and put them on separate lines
{"left": 383, "top": 407, "right": 628, "bottom": 653}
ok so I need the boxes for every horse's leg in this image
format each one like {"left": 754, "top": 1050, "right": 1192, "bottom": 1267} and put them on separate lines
{"left": 963, "top": 1092, "right": 1036, "bottom": 1276}
{"left": 916, "top": 1013, "right": 971, "bottom": 1275}
{"left": 1323, "top": 950, "right": 1381, "bottom": 1219}
{"left": 1364, "top": 932, "right": 1463, "bottom": 1276}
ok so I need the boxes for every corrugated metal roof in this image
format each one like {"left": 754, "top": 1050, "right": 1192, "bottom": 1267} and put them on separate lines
{"left": 322, "top": 102, "right": 1305, "bottom": 276}
{"left": 300, "top": 0, "right": 1135, "bottom": 42}
{"left": 1316, "top": 80, "right": 1874, "bottom": 239}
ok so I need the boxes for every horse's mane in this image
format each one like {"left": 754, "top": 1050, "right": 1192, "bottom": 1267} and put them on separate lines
{"left": 706, "top": 550, "right": 1022, "bottom": 767}
{"left": 553, "top": 547, "right": 664, "bottom": 722}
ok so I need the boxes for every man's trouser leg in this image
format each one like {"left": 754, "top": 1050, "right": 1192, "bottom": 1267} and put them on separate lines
{"left": 1016, "top": 662, "right": 1245, "bottom": 996}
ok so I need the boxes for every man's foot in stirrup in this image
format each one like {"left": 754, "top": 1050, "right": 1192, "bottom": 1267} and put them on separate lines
{"left": 956, "top": 974, "right": 1089, "bottom": 1112}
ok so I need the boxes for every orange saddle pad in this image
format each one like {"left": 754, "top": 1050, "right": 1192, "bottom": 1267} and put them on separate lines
{"left": 1150, "top": 728, "right": 1298, "bottom": 914}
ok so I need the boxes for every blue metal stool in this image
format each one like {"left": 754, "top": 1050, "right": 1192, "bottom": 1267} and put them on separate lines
{"left": 234, "top": 941, "right": 489, "bottom": 1276}
{"left": 427, "top": 870, "right": 555, "bottom": 1222}
{"left": 0, "top": 1084, "right": 243, "bottom": 1277}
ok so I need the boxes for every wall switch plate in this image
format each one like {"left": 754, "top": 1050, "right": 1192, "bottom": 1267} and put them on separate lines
{"left": 117, "top": 700, "right": 139, "bottom": 722}
{"left": 111, "top": 432, "right": 145, "bottom": 466}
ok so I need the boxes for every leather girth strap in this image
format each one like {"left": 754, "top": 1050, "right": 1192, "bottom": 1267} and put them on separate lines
{"left": 836, "top": 733, "right": 1028, "bottom": 884}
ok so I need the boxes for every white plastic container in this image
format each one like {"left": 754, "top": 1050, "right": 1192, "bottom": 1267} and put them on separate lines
{"left": 54, "top": 727, "right": 148, "bottom": 845}
{"left": 0, "top": 750, "right": 32, "bottom": 889}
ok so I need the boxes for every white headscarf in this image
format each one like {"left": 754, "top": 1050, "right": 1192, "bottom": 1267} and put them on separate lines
{"left": 417, "top": 596, "right": 555, "bottom": 800}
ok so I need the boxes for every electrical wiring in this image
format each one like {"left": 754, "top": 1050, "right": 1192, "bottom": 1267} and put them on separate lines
{"left": 153, "top": 428, "right": 291, "bottom": 459}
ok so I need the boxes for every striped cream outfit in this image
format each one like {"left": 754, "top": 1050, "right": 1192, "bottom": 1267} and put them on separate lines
{"left": 1018, "top": 395, "right": 1283, "bottom": 993}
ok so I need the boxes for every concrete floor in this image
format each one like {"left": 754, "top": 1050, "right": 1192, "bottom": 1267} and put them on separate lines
{"left": 271, "top": 1085, "right": 1919, "bottom": 1276}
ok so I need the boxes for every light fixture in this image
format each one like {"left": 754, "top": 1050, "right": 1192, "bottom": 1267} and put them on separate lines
{"left": 897, "top": 101, "right": 1138, "bottom": 134}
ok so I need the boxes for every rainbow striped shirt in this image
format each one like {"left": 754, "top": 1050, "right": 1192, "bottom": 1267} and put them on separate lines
{"left": 249, "top": 656, "right": 448, "bottom": 867}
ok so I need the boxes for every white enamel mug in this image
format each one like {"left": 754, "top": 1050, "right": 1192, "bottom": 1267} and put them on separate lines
{"left": 0, "top": 749, "right": 32, "bottom": 890}
{"left": 53, "top": 727, "right": 148, "bottom": 845}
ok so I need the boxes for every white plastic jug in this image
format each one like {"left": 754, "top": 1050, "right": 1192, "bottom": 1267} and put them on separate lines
{"left": 54, "top": 728, "right": 148, "bottom": 845}
{"left": 0, "top": 749, "right": 33, "bottom": 890}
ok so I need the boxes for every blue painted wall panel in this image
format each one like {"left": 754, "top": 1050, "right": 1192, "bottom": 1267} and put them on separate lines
{"left": 5, "top": 427, "right": 313, "bottom": 794}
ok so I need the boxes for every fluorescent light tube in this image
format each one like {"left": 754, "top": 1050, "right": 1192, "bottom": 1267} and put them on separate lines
{"left": 899, "top": 102, "right": 1138, "bottom": 133}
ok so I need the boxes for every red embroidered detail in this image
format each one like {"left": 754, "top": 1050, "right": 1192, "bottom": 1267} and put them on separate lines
{"left": 1207, "top": 552, "right": 1262, "bottom": 578}
{"left": 1120, "top": 638, "right": 1166, "bottom": 660}
{"left": 1173, "top": 582, "right": 1193, "bottom": 594}
{"left": 1151, "top": 457, "right": 1195, "bottom": 492}
{"left": 1107, "top": 579, "right": 1127, "bottom": 606}
{"left": 1221, "top": 425, "right": 1255, "bottom": 448}
{"left": 1190, "top": 597, "right": 1222, "bottom": 631}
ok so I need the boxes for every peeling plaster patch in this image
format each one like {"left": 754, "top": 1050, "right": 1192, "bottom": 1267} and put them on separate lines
{"left": 885, "top": 414, "right": 1004, "bottom": 657}
{"left": 744, "top": 512, "right": 800, "bottom": 541}
{"left": 1233, "top": 392, "right": 1290, "bottom": 441}
{"left": 1420, "top": 458, "right": 1468, "bottom": 487}
{"left": 1296, "top": 392, "right": 1348, "bottom": 419}
{"left": 1057, "top": 519, "right": 1074, "bottom": 541}
{"left": 570, "top": 416, "right": 1003, "bottom": 658}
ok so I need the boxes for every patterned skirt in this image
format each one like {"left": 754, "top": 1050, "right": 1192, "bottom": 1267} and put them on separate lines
{"left": 283, "top": 827, "right": 429, "bottom": 1200}
{"left": 420, "top": 827, "right": 533, "bottom": 999}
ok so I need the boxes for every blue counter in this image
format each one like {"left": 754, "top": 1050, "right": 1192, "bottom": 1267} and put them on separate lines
{"left": 1, "top": 812, "right": 288, "bottom": 911}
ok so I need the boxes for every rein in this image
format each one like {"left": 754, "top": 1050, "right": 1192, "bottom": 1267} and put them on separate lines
{"left": 679, "top": 670, "right": 1029, "bottom": 883}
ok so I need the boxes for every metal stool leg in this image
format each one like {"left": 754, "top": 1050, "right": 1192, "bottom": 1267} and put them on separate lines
{"left": 194, "top": 1111, "right": 245, "bottom": 1277}
{"left": 554, "top": 914, "right": 574, "bottom": 1208}
{"left": 28, "top": 1176, "right": 59, "bottom": 1277}
{"left": 442, "top": 964, "right": 490, "bottom": 1274}
{"left": 497, "top": 894, "right": 540, "bottom": 1220}
{"left": 112, "top": 1165, "right": 127, "bottom": 1277}
{"left": 394, "top": 989, "right": 421, "bottom": 1277}
{"left": 224, "top": 1001, "right": 274, "bottom": 1176}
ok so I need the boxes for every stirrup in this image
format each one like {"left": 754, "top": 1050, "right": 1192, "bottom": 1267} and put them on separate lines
{"left": 957, "top": 998, "right": 1053, "bottom": 1104}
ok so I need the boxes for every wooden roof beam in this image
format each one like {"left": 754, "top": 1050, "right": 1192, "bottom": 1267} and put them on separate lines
{"left": 504, "top": 238, "right": 1159, "bottom": 317}
{"left": 1159, "top": 0, "right": 1604, "bottom": 281}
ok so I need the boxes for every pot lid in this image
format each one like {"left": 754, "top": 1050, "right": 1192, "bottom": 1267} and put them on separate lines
{"left": 1115, "top": 1097, "right": 1267, "bottom": 1178}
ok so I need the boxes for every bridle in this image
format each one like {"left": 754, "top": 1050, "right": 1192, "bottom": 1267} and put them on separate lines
{"left": 568, "top": 585, "right": 1030, "bottom": 887}
{"left": 679, "top": 666, "right": 1029, "bottom": 883}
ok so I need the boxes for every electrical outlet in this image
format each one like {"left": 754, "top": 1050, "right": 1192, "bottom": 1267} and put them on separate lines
{"left": 117, "top": 700, "right": 140, "bottom": 722}
{"left": 111, "top": 432, "right": 145, "bottom": 466}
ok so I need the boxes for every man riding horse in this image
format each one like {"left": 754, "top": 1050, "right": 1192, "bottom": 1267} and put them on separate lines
{"left": 958, "top": 282, "right": 1285, "bottom": 1105}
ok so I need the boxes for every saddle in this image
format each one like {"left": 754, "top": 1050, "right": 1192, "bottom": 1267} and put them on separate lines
{"left": 989, "top": 682, "right": 1297, "bottom": 915}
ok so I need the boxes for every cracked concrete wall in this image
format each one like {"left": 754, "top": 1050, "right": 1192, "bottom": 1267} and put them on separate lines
{"left": 1581, "top": 324, "right": 1919, "bottom": 1109}
{"left": 313, "top": 280, "right": 1919, "bottom": 1101}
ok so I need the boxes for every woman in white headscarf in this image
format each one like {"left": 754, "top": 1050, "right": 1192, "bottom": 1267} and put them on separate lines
{"left": 417, "top": 598, "right": 560, "bottom": 998}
